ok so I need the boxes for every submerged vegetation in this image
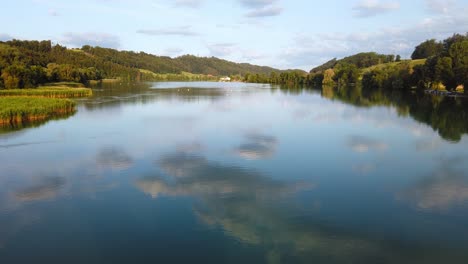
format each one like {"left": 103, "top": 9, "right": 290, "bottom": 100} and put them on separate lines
{"left": 0, "top": 97, "right": 75, "bottom": 126}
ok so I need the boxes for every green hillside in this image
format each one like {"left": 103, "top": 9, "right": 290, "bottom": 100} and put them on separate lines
{"left": 361, "top": 59, "right": 426, "bottom": 74}
{"left": 0, "top": 39, "right": 281, "bottom": 89}
{"left": 310, "top": 52, "right": 399, "bottom": 74}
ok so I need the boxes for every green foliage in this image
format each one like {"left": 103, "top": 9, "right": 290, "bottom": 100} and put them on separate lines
{"left": 361, "top": 61, "right": 415, "bottom": 90}
{"left": 308, "top": 73, "right": 324, "bottom": 87}
{"left": 310, "top": 58, "right": 337, "bottom": 73}
{"left": 0, "top": 39, "right": 282, "bottom": 88}
{"left": 339, "top": 52, "right": 396, "bottom": 68}
{"left": 449, "top": 40, "right": 468, "bottom": 90}
{"left": 175, "top": 55, "right": 278, "bottom": 76}
{"left": 322, "top": 69, "right": 335, "bottom": 86}
{"left": 79, "top": 46, "right": 279, "bottom": 78}
{"left": 0, "top": 97, "right": 75, "bottom": 126}
{"left": 0, "top": 41, "right": 103, "bottom": 88}
{"left": 442, "top": 33, "right": 468, "bottom": 56}
{"left": 0, "top": 64, "right": 47, "bottom": 88}
{"left": 243, "top": 70, "right": 308, "bottom": 85}
{"left": 411, "top": 39, "right": 443, "bottom": 59}
{"left": 139, "top": 70, "right": 218, "bottom": 82}
{"left": 303, "top": 33, "right": 467, "bottom": 93}
{"left": 362, "top": 70, "right": 385, "bottom": 89}
{"left": 333, "top": 63, "right": 359, "bottom": 86}
{"left": 435, "top": 57, "right": 456, "bottom": 90}
{"left": 310, "top": 53, "right": 396, "bottom": 74}
{"left": 418, "top": 35, "right": 468, "bottom": 92}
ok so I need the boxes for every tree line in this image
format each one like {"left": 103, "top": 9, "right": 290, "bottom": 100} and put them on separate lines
{"left": 0, "top": 39, "right": 282, "bottom": 89}
{"left": 360, "top": 34, "right": 467, "bottom": 91}
{"left": 245, "top": 33, "right": 467, "bottom": 93}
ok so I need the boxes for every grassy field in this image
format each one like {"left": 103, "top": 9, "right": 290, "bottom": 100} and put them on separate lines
{"left": 0, "top": 97, "right": 76, "bottom": 126}
{"left": 0, "top": 87, "right": 93, "bottom": 98}
{"left": 361, "top": 59, "right": 427, "bottom": 74}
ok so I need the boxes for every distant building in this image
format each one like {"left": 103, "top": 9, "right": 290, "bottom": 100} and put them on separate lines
{"left": 219, "top": 76, "right": 231, "bottom": 82}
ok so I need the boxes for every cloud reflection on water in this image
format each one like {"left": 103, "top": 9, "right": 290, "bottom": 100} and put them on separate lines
{"left": 152, "top": 152, "right": 310, "bottom": 197}
{"left": 233, "top": 133, "right": 278, "bottom": 160}
{"left": 347, "top": 135, "right": 388, "bottom": 153}
{"left": 15, "top": 176, "right": 66, "bottom": 202}
{"left": 135, "top": 152, "right": 401, "bottom": 263}
{"left": 398, "top": 159, "right": 468, "bottom": 211}
{"left": 96, "top": 147, "right": 133, "bottom": 171}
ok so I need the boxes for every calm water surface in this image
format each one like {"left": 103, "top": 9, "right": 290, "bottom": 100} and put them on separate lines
{"left": 1, "top": 82, "right": 468, "bottom": 263}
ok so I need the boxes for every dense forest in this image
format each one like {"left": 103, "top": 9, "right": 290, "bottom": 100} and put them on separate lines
{"left": 246, "top": 33, "right": 468, "bottom": 93}
{"left": 0, "top": 39, "right": 281, "bottom": 89}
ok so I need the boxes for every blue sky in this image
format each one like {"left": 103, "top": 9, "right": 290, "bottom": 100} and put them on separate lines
{"left": 0, "top": 0, "right": 467, "bottom": 70}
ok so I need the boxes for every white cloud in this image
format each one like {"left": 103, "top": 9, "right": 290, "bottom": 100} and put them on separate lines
{"left": 61, "top": 32, "right": 121, "bottom": 48}
{"left": 238, "top": 0, "right": 283, "bottom": 18}
{"left": 238, "top": 0, "right": 278, "bottom": 8}
{"left": 353, "top": 0, "right": 400, "bottom": 18}
{"left": 0, "top": 33, "right": 13, "bottom": 41}
{"left": 174, "top": 0, "right": 203, "bottom": 8}
{"left": 279, "top": 6, "right": 468, "bottom": 70}
{"left": 207, "top": 43, "right": 237, "bottom": 57}
{"left": 241, "top": 49, "right": 267, "bottom": 60}
{"left": 162, "top": 47, "right": 184, "bottom": 57}
{"left": 246, "top": 6, "right": 283, "bottom": 17}
{"left": 137, "top": 26, "right": 199, "bottom": 36}
{"left": 424, "top": 0, "right": 456, "bottom": 14}
{"left": 48, "top": 9, "right": 59, "bottom": 16}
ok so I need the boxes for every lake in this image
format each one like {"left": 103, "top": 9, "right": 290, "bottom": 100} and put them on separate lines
{"left": 1, "top": 82, "right": 468, "bottom": 263}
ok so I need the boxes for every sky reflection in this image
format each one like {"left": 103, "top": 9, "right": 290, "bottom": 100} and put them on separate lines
{"left": 1, "top": 83, "right": 468, "bottom": 263}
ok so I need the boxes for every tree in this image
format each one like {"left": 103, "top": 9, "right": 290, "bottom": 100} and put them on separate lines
{"left": 1, "top": 64, "right": 26, "bottom": 89}
{"left": 411, "top": 39, "right": 443, "bottom": 59}
{"left": 449, "top": 40, "right": 468, "bottom": 92}
{"left": 322, "top": 69, "right": 335, "bottom": 85}
{"left": 411, "top": 64, "right": 429, "bottom": 89}
{"left": 362, "top": 69, "right": 385, "bottom": 89}
{"left": 395, "top": 55, "right": 401, "bottom": 62}
{"left": 435, "top": 57, "right": 456, "bottom": 90}
{"left": 333, "top": 63, "right": 359, "bottom": 86}
{"left": 442, "top": 33, "right": 468, "bottom": 56}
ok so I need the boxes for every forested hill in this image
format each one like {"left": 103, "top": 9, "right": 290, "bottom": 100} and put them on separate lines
{"left": 0, "top": 39, "right": 280, "bottom": 89}
{"left": 310, "top": 52, "right": 400, "bottom": 73}
{"left": 80, "top": 45, "right": 279, "bottom": 76}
